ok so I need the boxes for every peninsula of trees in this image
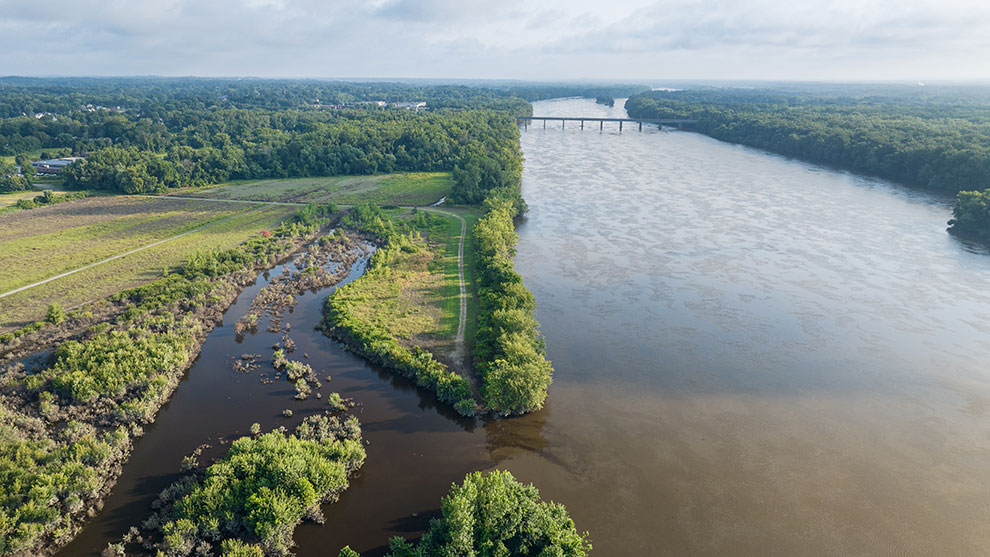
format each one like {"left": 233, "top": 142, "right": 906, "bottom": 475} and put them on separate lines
{"left": 625, "top": 87, "right": 990, "bottom": 194}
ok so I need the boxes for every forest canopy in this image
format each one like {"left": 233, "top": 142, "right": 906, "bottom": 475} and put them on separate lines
{"left": 625, "top": 87, "right": 990, "bottom": 194}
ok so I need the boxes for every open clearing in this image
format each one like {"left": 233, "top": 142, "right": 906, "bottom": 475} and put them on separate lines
{"left": 0, "top": 182, "right": 72, "bottom": 210}
{"left": 0, "top": 196, "right": 252, "bottom": 294}
{"left": 0, "top": 190, "right": 42, "bottom": 209}
{"left": 335, "top": 208, "right": 477, "bottom": 364}
{"left": 180, "top": 172, "right": 452, "bottom": 207}
{"left": 0, "top": 197, "right": 293, "bottom": 330}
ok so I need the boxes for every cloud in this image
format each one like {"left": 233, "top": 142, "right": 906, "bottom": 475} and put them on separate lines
{"left": 0, "top": 0, "right": 987, "bottom": 80}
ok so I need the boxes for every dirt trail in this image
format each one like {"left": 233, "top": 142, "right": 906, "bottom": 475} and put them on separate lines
{"left": 422, "top": 208, "right": 468, "bottom": 374}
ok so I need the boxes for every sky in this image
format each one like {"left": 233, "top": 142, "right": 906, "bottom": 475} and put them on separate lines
{"left": 1, "top": 0, "right": 989, "bottom": 81}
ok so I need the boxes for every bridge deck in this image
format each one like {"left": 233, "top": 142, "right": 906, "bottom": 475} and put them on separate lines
{"left": 519, "top": 116, "right": 697, "bottom": 124}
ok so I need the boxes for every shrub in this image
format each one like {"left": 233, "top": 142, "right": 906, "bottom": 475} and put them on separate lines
{"left": 45, "top": 302, "right": 66, "bottom": 325}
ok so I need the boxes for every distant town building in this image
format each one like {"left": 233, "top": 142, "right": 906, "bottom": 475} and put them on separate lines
{"left": 394, "top": 101, "right": 427, "bottom": 111}
{"left": 30, "top": 157, "right": 84, "bottom": 175}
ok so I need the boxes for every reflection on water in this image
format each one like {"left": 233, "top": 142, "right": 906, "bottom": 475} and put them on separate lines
{"left": 67, "top": 97, "right": 990, "bottom": 556}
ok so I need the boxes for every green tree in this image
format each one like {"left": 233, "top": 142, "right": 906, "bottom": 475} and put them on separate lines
{"left": 386, "top": 470, "right": 591, "bottom": 556}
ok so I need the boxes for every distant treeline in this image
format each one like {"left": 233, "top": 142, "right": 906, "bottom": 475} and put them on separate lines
{"left": 0, "top": 78, "right": 532, "bottom": 119}
{"left": 625, "top": 88, "right": 990, "bottom": 193}
{"left": 57, "top": 109, "right": 521, "bottom": 202}
{"left": 493, "top": 83, "right": 648, "bottom": 102}
{"left": 0, "top": 78, "right": 538, "bottom": 204}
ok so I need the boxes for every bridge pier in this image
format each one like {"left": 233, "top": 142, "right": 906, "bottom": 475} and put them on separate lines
{"left": 543, "top": 119, "right": 546, "bottom": 129}
{"left": 581, "top": 120, "right": 584, "bottom": 130}
{"left": 600, "top": 121, "right": 603, "bottom": 131}
{"left": 639, "top": 121, "right": 642, "bottom": 131}
{"left": 619, "top": 121, "right": 623, "bottom": 132}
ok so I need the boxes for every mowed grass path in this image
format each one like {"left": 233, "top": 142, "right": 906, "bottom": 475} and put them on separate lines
{"left": 181, "top": 172, "right": 452, "bottom": 207}
{"left": 0, "top": 196, "right": 252, "bottom": 294}
{"left": 0, "top": 198, "right": 293, "bottom": 330}
{"left": 430, "top": 208, "right": 480, "bottom": 353}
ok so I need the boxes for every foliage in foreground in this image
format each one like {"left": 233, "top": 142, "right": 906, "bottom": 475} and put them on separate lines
{"left": 0, "top": 407, "right": 129, "bottom": 555}
{"left": 342, "top": 470, "right": 591, "bottom": 557}
{"left": 948, "top": 189, "right": 990, "bottom": 241}
{"left": 323, "top": 204, "right": 477, "bottom": 416}
{"left": 472, "top": 196, "right": 553, "bottom": 415}
{"left": 124, "top": 415, "right": 365, "bottom": 556}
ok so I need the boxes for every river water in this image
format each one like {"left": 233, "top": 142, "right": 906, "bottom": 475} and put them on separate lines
{"left": 66, "top": 97, "right": 990, "bottom": 556}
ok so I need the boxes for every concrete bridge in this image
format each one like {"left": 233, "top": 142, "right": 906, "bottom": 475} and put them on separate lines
{"left": 518, "top": 116, "right": 698, "bottom": 131}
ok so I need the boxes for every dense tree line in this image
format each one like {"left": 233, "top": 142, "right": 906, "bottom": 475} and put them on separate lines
{"left": 0, "top": 77, "right": 647, "bottom": 119}
{"left": 47, "top": 108, "right": 523, "bottom": 199}
{"left": 625, "top": 88, "right": 990, "bottom": 193}
{"left": 473, "top": 195, "right": 553, "bottom": 415}
{"left": 494, "top": 83, "right": 648, "bottom": 102}
{"left": 0, "top": 77, "right": 534, "bottom": 119}
{"left": 0, "top": 78, "right": 534, "bottom": 158}
{"left": 0, "top": 79, "right": 642, "bottom": 204}
{"left": 338, "top": 470, "right": 591, "bottom": 557}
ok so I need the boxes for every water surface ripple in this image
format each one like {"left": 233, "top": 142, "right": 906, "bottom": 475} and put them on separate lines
{"left": 509, "top": 97, "right": 990, "bottom": 555}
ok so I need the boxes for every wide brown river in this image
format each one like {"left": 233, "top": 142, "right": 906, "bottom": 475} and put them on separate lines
{"left": 66, "top": 97, "right": 990, "bottom": 556}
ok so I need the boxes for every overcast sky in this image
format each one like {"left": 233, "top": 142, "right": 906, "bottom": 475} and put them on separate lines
{"left": 1, "top": 0, "right": 988, "bottom": 81}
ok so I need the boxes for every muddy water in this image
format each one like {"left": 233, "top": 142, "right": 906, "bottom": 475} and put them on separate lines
{"left": 67, "top": 97, "right": 990, "bottom": 556}
{"left": 505, "top": 97, "right": 990, "bottom": 555}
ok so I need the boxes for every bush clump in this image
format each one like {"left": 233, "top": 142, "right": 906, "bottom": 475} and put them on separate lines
{"left": 140, "top": 415, "right": 365, "bottom": 556}
{"left": 341, "top": 470, "right": 591, "bottom": 557}
{"left": 949, "top": 188, "right": 990, "bottom": 241}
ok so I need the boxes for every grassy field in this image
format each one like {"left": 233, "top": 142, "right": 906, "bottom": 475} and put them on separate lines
{"left": 0, "top": 148, "right": 69, "bottom": 165}
{"left": 335, "top": 208, "right": 476, "bottom": 359}
{"left": 0, "top": 181, "right": 74, "bottom": 210}
{"left": 0, "top": 190, "right": 41, "bottom": 209}
{"left": 0, "top": 198, "right": 294, "bottom": 331}
{"left": 182, "top": 172, "right": 452, "bottom": 207}
{"left": 0, "top": 196, "right": 257, "bottom": 294}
